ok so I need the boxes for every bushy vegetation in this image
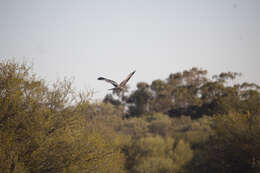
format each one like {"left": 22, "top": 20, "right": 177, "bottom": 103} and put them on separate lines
{"left": 1, "top": 60, "right": 260, "bottom": 173}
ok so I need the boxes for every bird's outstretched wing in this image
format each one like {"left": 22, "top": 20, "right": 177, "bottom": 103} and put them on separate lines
{"left": 120, "top": 70, "right": 136, "bottom": 86}
{"left": 98, "top": 77, "right": 119, "bottom": 87}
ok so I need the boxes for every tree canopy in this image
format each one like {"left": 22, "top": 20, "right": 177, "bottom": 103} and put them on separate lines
{"left": 1, "top": 60, "right": 259, "bottom": 173}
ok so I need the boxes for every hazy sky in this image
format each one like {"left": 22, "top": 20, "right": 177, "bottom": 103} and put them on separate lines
{"left": 0, "top": 0, "right": 259, "bottom": 100}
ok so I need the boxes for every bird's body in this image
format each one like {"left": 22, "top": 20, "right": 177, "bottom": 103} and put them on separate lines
{"left": 98, "top": 70, "right": 136, "bottom": 95}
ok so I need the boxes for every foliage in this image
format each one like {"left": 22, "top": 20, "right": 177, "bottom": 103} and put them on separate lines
{"left": 0, "top": 60, "right": 125, "bottom": 173}
{"left": 115, "top": 67, "right": 260, "bottom": 118}
{"left": 186, "top": 112, "right": 260, "bottom": 173}
{"left": 1, "top": 60, "right": 260, "bottom": 173}
{"left": 124, "top": 136, "right": 193, "bottom": 173}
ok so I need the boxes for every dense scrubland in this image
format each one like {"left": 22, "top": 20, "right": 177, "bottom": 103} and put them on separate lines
{"left": 1, "top": 60, "right": 260, "bottom": 173}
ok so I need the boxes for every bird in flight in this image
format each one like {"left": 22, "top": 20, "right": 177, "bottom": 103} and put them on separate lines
{"left": 98, "top": 70, "right": 136, "bottom": 95}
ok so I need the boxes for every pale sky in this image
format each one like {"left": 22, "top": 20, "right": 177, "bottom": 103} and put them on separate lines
{"left": 0, "top": 0, "right": 259, "bottom": 100}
